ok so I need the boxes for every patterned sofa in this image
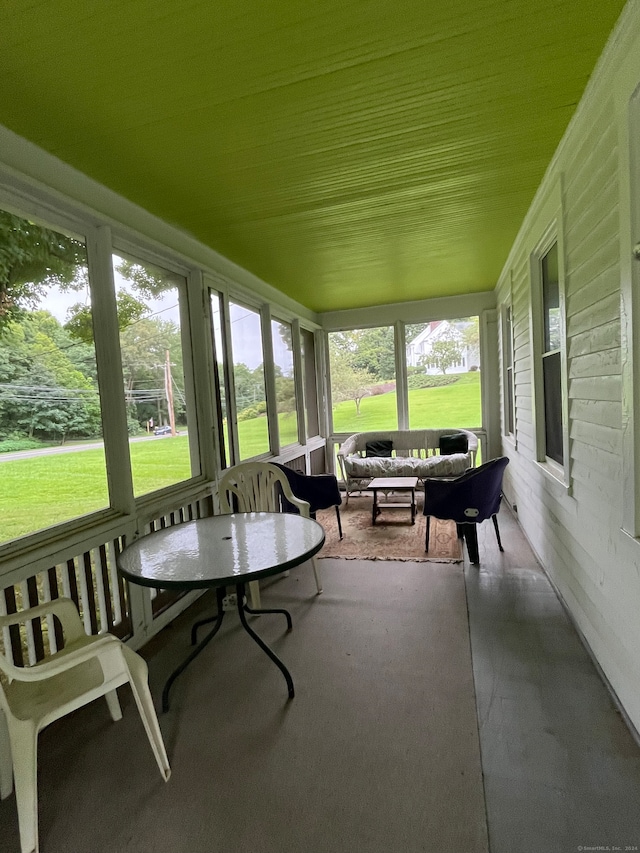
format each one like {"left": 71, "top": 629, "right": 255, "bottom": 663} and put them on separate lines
{"left": 337, "top": 428, "right": 478, "bottom": 501}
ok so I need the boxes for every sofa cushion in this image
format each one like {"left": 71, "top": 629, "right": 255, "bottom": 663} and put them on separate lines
{"left": 345, "top": 453, "right": 469, "bottom": 479}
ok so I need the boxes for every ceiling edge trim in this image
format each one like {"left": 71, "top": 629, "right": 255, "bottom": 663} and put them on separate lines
{"left": 319, "top": 291, "right": 496, "bottom": 331}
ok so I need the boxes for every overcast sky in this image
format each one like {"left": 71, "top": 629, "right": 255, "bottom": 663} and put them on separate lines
{"left": 41, "top": 275, "right": 292, "bottom": 374}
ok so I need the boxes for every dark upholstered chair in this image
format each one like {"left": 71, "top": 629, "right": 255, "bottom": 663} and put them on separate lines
{"left": 273, "top": 464, "right": 343, "bottom": 539}
{"left": 423, "top": 457, "right": 509, "bottom": 565}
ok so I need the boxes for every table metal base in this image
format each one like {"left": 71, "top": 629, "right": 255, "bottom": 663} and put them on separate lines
{"left": 161, "top": 582, "right": 294, "bottom": 712}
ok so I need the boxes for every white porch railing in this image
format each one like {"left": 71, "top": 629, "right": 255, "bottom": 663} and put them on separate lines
{"left": 0, "top": 443, "right": 326, "bottom": 667}
{"left": 0, "top": 489, "right": 214, "bottom": 667}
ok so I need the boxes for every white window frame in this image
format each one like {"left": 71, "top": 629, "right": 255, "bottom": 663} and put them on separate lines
{"left": 111, "top": 239, "right": 204, "bottom": 493}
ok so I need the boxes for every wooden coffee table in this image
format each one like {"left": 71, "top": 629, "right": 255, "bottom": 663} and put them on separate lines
{"left": 369, "top": 476, "right": 419, "bottom": 525}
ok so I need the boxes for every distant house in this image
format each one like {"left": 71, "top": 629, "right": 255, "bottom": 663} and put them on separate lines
{"left": 406, "top": 320, "right": 479, "bottom": 374}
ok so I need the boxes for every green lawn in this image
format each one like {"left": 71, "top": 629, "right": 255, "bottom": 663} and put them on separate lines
{"left": 1, "top": 373, "right": 480, "bottom": 541}
{"left": 0, "top": 438, "right": 193, "bottom": 542}
{"left": 332, "top": 371, "right": 481, "bottom": 432}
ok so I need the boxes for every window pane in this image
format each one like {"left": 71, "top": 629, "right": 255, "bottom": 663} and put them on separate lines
{"left": 542, "top": 243, "right": 560, "bottom": 352}
{"left": 328, "top": 327, "right": 397, "bottom": 432}
{"left": 113, "top": 253, "right": 194, "bottom": 496}
{"left": 301, "top": 328, "right": 319, "bottom": 437}
{"left": 229, "top": 301, "right": 268, "bottom": 459}
{"left": 543, "top": 351, "right": 563, "bottom": 464}
{"left": 271, "top": 319, "right": 298, "bottom": 447}
{"left": 406, "top": 317, "right": 481, "bottom": 429}
{"left": 0, "top": 210, "right": 107, "bottom": 542}
{"left": 210, "top": 291, "right": 228, "bottom": 467}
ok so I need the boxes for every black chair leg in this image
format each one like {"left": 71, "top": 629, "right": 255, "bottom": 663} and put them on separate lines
{"left": 335, "top": 506, "right": 343, "bottom": 539}
{"left": 425, "top": 516, "right": 431, "bottom": 552}
{"left": 492, "top": 514, "right": 504, "bottom": 551}
{"left": 463, "top": 524, "right": 480, "bottom": 565}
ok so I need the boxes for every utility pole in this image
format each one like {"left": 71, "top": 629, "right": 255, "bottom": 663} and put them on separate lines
{"left": 164, "top": 349, "right": 177, "bottom": 435}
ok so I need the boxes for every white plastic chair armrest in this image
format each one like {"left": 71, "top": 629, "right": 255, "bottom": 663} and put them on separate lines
{"left": 0, "top": 597, "right": 84, "bottom": 642}
{"left": 0, "top": 634, "right": 122, "bottom": 683}
{"left": 282, "top": 490, "right": 311, "bottom": 519}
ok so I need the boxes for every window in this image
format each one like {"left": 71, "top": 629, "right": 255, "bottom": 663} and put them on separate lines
{"left": 502, "top": 306, "right": 515, "bottom": 437}
{"left": 271, "top": 318, "right": 299, "bottom": 447}
{"left": 112, "top": 252, "right": 196, "bottom": 496}
{"left": 540, "top": 243, "right": 563, "bottom": 464}
{"left": 531, "top": 236, "right": 567, "bottom": 477}
{"left": 0, "top": 209, "right": 108, "bottom": 542}
{"left": 406, "top": 317, "right": 481, "bottom": 429}
{"left": 328, "top": 326, "right": 397, "bottom": 432}
{"left": 228, "top": 301, "right": 268, "bottom": 460}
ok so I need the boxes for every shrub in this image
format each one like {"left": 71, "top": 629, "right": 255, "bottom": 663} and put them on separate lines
{"left": 238, "top": 401, "right": 267, "bottom": 421}
{"left": 127, "top": 416, "right": 142, "bottom": 435}
{"left": 369, "top": 382, "right": 396, "bottom": 396}
{"left": 407, "top": 374, "right": 460, "bottom": 390}
{"left": 0, "top": 438, "right": 43, "bottom": 453}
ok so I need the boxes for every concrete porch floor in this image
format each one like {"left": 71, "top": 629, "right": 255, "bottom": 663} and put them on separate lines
{"left": 2, "top": 505, "right": 640, "bottom": 852}
{"left": 468, "top": 506, "right": 640, "bottom": 852}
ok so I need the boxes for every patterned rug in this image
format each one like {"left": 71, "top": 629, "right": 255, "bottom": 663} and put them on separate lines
{"left": 316, "top": 492, "right": 463, "bottom": 562}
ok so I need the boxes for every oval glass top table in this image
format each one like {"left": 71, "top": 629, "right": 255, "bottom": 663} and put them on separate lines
{"left": 117, "top": 512, "right": 325, "bottom": 711}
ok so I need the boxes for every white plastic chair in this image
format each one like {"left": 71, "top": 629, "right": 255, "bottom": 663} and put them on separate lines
{"left": 0, "top": 597, "right": 170, "bottom": 853}
{"left": 218, "top": 461, "right": 323, "bottom": 608}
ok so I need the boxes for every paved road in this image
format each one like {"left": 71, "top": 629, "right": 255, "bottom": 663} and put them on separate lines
{"left": 0, "top": 434, "right": 174, "bottom": 462}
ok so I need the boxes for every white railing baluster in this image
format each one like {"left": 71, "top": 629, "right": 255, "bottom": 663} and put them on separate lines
{"left": 77, "top": 553, "right": 93, "bottom": 635}
{"left": 19, "top": 580, "right": 37, "bottom": 665}
{"left": 92, "top": 547, "right": 109, "bottom": 634}
{"left": 107, "top": 540, "right": 123, "bottom": 627}
{"left": 39, "top": 570, "right": 58, "bottom": 655}
{"left": 61, "top": 561, "right": 73, "bottom": 599}
{"left": 0, "top": 591, "right": 14, "bottom": 667}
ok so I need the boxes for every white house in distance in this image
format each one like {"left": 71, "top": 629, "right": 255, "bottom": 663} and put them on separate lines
{"left": 406, "top": 320, "right": 480, "bottom": 374}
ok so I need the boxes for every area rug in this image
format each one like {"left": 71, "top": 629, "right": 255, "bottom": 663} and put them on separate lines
{"left": 316, "top": 493, "right": 463, "bottom": 562}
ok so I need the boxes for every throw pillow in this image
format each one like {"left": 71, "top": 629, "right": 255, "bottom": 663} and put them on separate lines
{"left": 365, "top": 440, "right": 393, "bottom": 457}
{"left": 439, "top": 434, "right": 469, "bottom": 455}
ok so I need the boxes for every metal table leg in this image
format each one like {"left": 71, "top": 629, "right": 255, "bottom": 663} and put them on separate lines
{"left": 162, "top": 580, "right": 296, "bottom": 712}
{"left": 236, "top": 581, "right": 295, "bottom": 699}
{"left": 162, "top": 586, "right": 226, "bottom": 712}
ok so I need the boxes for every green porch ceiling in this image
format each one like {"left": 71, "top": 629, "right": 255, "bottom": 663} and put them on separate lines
{"left": 0, "top": 0, "right": 627, "bottom": 312}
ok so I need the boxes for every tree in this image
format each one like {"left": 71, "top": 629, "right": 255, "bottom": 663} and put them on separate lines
{"left": 232, "top": 363, "right": 266, "bottom": 412}
{"left": 330, "top": 354, "right": 372, "bottom": 416}
{"left": 0, "top": 313, "right": 101, "bottom": 442}
{"left": 461, "top": 317, "right": 480, "bottom": 368}
{"left": 420, "top": 326, "right": 464, "bottom": 374}
{"left": 118, "top": 317, "right": 185, "bottom": 427}
{"left": 275, "top": 374, "right": 296, "bottom": 415}
{"left": 329, "top": 328, "right": 395, "bottom": 381}
{"left": 0, "top": 209, "right": 176, "bottom": 342}
{"left": 0, "top": 211, "right": 87, "bottom": 335}
{"left": 65, "top": 290, "right": 149, "bottom": 345}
